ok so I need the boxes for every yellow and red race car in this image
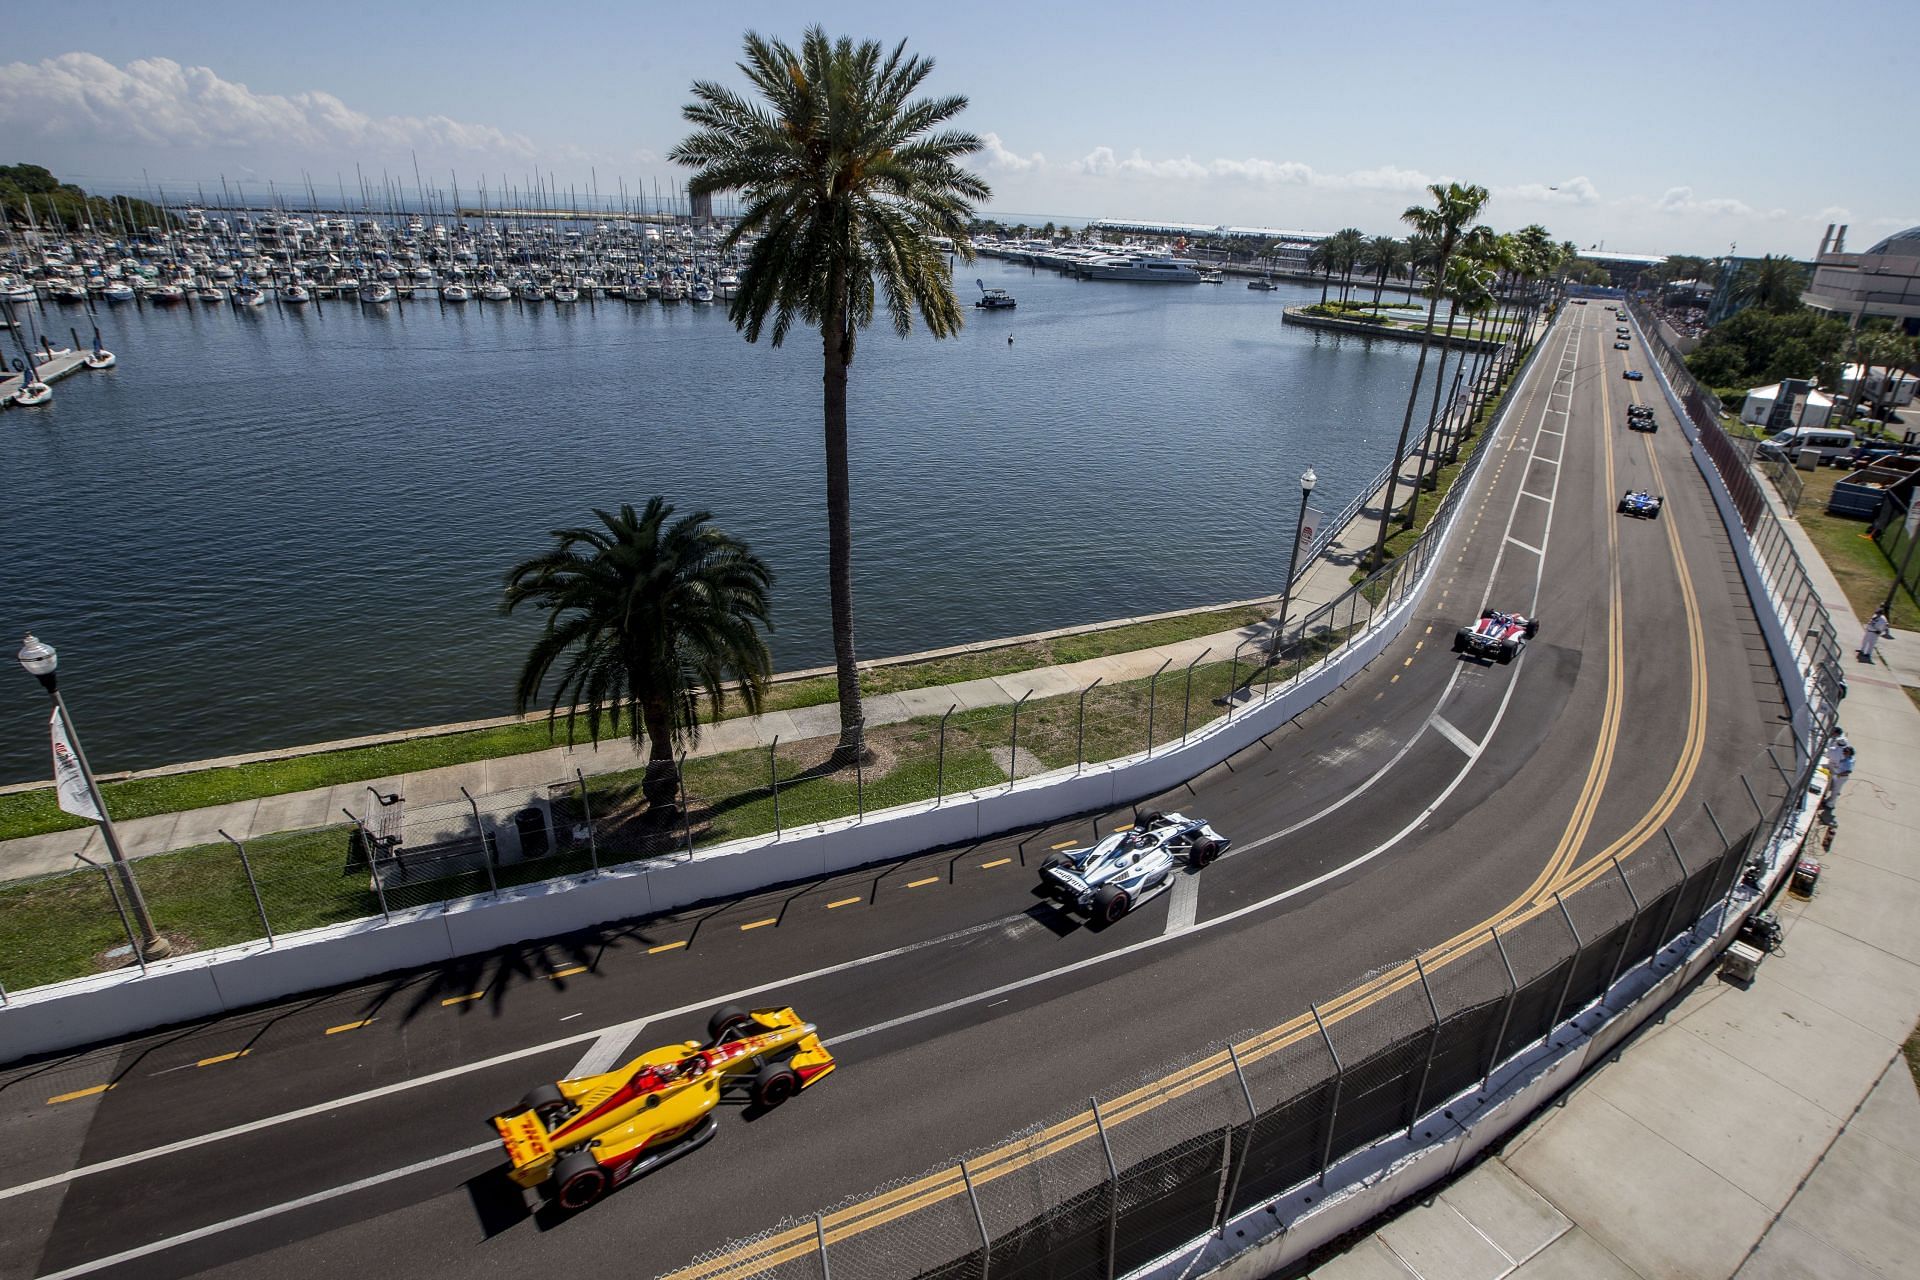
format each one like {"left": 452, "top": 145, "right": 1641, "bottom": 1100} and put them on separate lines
{"left": 491, "top": 1005, "right": 835, "bottom": 1210}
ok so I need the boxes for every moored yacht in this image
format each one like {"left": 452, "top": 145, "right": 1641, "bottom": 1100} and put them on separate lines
{"left": 1078, "top": 255, "right": 1203, "bottom": 283}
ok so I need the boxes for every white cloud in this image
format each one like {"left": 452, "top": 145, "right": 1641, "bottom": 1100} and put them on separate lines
{"left": 0, "top": 52, "right": 546, "bottom": 162}
{"left": 975, "top": 131, "right": 1045, "bottom": 173}
{"left": 1068, "top": 148, "right": 1435, "bottom": 192}
{"left": 1649, "top": 185, "right": 1788, "bottom": 221}
{"left": 1497, "top": 176, "right": 1600, "bottom": 205}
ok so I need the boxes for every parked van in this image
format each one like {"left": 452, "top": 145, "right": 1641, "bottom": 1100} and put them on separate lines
{"left": 1755, "top": 426, "right": 1857, "bottom": 463}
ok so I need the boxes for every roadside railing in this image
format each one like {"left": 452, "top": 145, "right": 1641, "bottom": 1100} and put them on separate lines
{"left": 662, "top": 734, "right": 1808, "bottom": 1280}
{"left": 1629, "top": 299, "right": 1846, "bottom": 745}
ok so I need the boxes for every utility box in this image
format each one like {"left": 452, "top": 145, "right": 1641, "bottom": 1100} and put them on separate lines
{"left": 1722, "top": 940, "right": 1764, "bottom": 984}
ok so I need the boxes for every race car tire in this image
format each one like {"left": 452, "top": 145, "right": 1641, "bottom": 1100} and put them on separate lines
{"left": 1524, "top": 620, "right": 1540, "bottom": 638}
{"left": 1452, "top": 630, "right": 1469, "bottom": 653}
{"left": 1498, "top": 645, "right": 1516, "bottom": 665}
{"left": 707, "top": 1005, "right": 756, "bottom": 1044}
{"left": 1135, "top": 810, "right": 1166, "bottom": 830}
{"left": 751, "top": 1063, "right": 800, "bottom": 1109}
{"left": 517, "top": 1084, "right": 571, "bottom": 1128}
{"left": 1617, "top": 501, "right": 1628, "bottom": 514}
{"left": 553, "top": 1151, "right": 609, "bottom": 1211}
{"left": 1189, "top": 837, "right": 1219, "bottom": 868}
{"left": 1093, "top": 885, "right": 1131, "bottom": 924}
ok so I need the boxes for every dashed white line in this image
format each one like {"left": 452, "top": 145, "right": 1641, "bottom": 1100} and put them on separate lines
{"left": 1428, "top": 714, "right": 1480, "bottom": 757}
{"left": 1505, "top": 536, "right": 1544, "bottom": 556}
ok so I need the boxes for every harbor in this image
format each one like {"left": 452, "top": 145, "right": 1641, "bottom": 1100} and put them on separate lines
{"left": 0, "top": 254, "right": 1430, "bottom": 783}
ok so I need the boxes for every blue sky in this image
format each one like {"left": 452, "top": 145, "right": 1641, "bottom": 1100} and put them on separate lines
{"left": 3, "top": 0, "right": 1907, "bottom": 256}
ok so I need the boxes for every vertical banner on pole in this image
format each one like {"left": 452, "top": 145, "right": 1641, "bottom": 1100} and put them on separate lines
{"left": 49, "top": 709, "right": 103, "bottom": 821}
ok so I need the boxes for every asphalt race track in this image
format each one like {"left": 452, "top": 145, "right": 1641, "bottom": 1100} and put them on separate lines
{"left": 0, "top": 303, "right": 1791, "bottom": 1280}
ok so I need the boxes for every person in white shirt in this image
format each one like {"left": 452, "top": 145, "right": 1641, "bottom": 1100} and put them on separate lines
{"left": 1858, "top": 608, "right": 1892, "bottom": 663}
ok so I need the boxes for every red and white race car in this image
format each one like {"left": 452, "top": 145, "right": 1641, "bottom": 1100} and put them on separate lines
{"left": 1453, "top": 609, "right": 1539, "bottom": 664}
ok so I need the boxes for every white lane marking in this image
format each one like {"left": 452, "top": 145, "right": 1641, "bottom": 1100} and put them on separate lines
{"left": 1429, "top": 714, "right": 1480, "bottom": 757}
{"left": 1518, "top": 490, "right": 1551, "bottom": 504}
{"left": 27, "top": 1142, "right": 499, "bottom": 1280}
{"left": 567, "top": 1017, "right": 652, "bottom": 1078}
{"left": 0, "top": 911, "right": 1030, "bottom": 1206}
{"left": 1505, "top": 537, "right": 1543, "bottom": 556}
{"left": 4, "top": 315, "right": 1579, "bottom": 1233}
{"left": 1163, "top": 872, "right": 1201, "bottom": 935}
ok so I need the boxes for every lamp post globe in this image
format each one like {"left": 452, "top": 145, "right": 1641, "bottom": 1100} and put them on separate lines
{"left": 1301, "top": 467, "right": 1317, "bottom": 496}
{"left": 17, "top": 634, "right": 57, "bottom": 688}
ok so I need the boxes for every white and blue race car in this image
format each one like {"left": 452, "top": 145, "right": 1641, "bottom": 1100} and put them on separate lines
{"left": 1617, "top": 489, "right": 1665, "bottom": 519}
{"left": 1039, "top": 811, "right": 1229, "bottom": 924}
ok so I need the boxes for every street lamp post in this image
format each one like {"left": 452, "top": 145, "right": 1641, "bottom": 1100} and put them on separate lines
{"left": 17, "top": 634, "right": 170, "bottom": 958}
{"left": 1271, "top": 468, "right": 1318, "bottom": 664}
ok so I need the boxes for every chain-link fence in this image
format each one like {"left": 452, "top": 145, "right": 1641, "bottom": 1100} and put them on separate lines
{"left": 662, "top": 736, "right": 1816, "bottom": 1280}
{"left": 0, "top": 324, "right": 1536, "bottom": 999}
{"left": 1871, "top": 490, "right": 1920, "bottom": 613}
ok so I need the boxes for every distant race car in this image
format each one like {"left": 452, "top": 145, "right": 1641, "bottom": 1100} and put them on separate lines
{"left": 1628, "top": 410, "right": 1657, "bottom": 432}
{"left": 1618, "top": 489, "right": 1665, "bottom": 519}
{"left": 1453, "top": 609, "right": 1539, "bottom": 664}
{"left": 492, "top": 1005, "right": 835, "bottom": 1210}
{"left": 1039, "top": 810, "right": 1229, "bottom": 923}
{"left": 1574, "top": 299, "right": 1589, "bottom": 305}
{"left": 1614, "top": 341, "right": 1631, "bottom": 350}
{"left": 1623, "top": 370, "right": 1644, "bottom": 381}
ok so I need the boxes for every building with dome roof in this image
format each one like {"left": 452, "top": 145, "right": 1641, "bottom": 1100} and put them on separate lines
{"left": 1803, "top": 222, "right": 1920, "bottom": 333}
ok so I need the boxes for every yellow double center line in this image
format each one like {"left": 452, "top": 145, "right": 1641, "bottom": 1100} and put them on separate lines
{"left": 665, "top": 312, "right": 1716, "bottom": 1280}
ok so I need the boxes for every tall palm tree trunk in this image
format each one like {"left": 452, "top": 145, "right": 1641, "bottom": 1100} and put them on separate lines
{"left": 1406, "top": 317, "right": 1459, "bottom": 526}
{"left": 822, "top": 268, "right": 865, "bottom": 763}
{"left": 1371, "top": 268, "right": 1386, "bottom": 310}
{"left": 1371, "top": 283, "right": 1445, "bottom": 566}
{"left": 642, "top": 698, "right": 681, "bottom": 816}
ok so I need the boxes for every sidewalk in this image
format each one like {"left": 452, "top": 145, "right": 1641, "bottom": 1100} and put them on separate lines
{"left": 1308, "top": 472, "right": 1920, "bottom": 1278}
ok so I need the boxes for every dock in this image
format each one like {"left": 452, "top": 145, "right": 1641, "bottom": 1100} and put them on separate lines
{"left": 0, "top": 349, "right": 101, "bottom": 408}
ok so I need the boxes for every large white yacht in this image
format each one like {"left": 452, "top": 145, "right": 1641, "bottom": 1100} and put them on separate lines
{"left": 1078, "top": 255, "right": 1203, "bottom": 283}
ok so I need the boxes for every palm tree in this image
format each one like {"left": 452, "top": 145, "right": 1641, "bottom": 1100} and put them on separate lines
{"left": 1370, "top": 182, "right": 1490, "bottom": 564}
{"left": 1406, "top": 246, "right": 1497, "bottom": 521}
{"left": 1732, "top": 254, "right": 1807, "bottom": 314}
{"left": 1360, "top": 236, "right": 1410, "bottom": 310}
{"left": 672, "top": 28, "right": 987, "bottom": 762}
{"left": 1328, "top": 227, "right": 1366, "bottom": 304}
{"left": 1406, "top": 231, "right": 1440, "bottom": 303}
{"left": 503, "top": 500, "right": 774, "bottom": 818}
{"left": 1308, "top": 241, "right": 1336, "bottom": 304}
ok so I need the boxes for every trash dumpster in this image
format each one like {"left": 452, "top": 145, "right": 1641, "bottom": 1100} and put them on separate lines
{"left": 515, "top": 806, "right": 550, "bottom": 858}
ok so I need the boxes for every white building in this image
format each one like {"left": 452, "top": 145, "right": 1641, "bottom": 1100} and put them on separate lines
{"left": 1741, "top": 382, "right": 1835, "bottom": 430}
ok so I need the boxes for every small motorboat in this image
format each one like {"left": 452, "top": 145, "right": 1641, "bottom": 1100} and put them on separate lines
{"left": 441, "top": 282, "right": 471, "bottom": 302}
{"left": 974, "top": 279, "right": 1016, "bottom": 309}
{"left": 233, "top": 283, "right": 267, "bottom": 307}
{"left": 359, "top": 281, "right": 395, "bottom": 304}
{"left": 103, "top": 283, "right": 135, "bottom": 303}
{"left": 10, "top": 379, "right": 52, "bottom": 406}
{"left": 1198, "top": 270, "right": 1224, "bottom": 284}
{"left": 84, "top": 348, "right": 117, "bottom": 369}
{"left": 551, "top": 285, "right": 580, "bottom": 303}
{"left": 691, "top": 281, "right": 715, "bottom": 303}
{"left": 150, "top": 284, "right": 187, "bottom": 305}
{"left": 1247, "top": 278, "right": 1277, "bottom": 291}
{"left": 480, "top": 281, "right": 511, "bottom": 302}
{"left": 281, "top": 282, "right": 312, "bottom": 304}
{"left": 195, "top": 285, "right": 227, "bottom": 304}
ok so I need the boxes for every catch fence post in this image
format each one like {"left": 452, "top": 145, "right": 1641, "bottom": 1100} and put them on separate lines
{"left": 936, "top": 704, "right": 958, "bottom": 804}
{"left": 769, "top": 738, "right": 781, "bottom": 838}
{"left": 1076, "top": 677, "right": 1102, "bottom": 774}
{"left": 461, "top": 786, "right": 498, "bottom": 897}
{"left": 1145, "top": 657, "right": 1171, "bottom": 757}
{"left": 344, "top": 807, "right": 392, "bottom": 922}
{"left": 575, "top": 768, "right": 598, "bottom": 874}
{"left": 1310, "top": 1003, "right": 1343, "bottom": 1184}
{"left": 853, "top": 721, "right": 866, "bottom": 818}
{"left": 1091, "top": 1097, "right": 1121, "bottom": 1280}
{"left": 1701, "top": 800, "right": 1728, "bottom": 848}
{"left": 678, "top": 751, "right": 693, "bottom": 857}
{"left": 1226, "top": 647, "right": 1241, "bottom": 719}
{"left": 1608, "top": 856, "right": 1642, "bottom": 989}
{"left": 220, "top": 828, "right": 274, "bottom": 945}
{"left": 1008, "top": 692, "right": 1032, "bottom": 791}
{"left": 1486, "top": 927, "right": 1520, "bottom": 1085}
{"left": 1408, "top": 956, "right": 1443, "bottom": 1133}
{"left": 83, "top": 854, "right": 146, "bottom": 975}
{"left": 1181, "top": 648, "right": 1211, "bottom": 743}
{"left": 814, "top": 1213, "right": 833, "bottom": 1280}
{"left": 1660, "top": 828, "right": 1689, "bottom": 945}
{"left": 959, "top": 1161, "right": 992, "bottom": 1280}
{"left": 1741, "top": 775, "right": 1768, "bottom": 823}
{"left": 1220, "top": 1044, "right": 1259, "bottom": 1230}
{"left": 1547, "top": 893, "right": 1583, "bottom": 1037}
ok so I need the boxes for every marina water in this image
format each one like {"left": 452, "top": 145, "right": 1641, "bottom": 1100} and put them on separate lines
{"left": 1, "top": 262, "right": 1427, "bottom": 783}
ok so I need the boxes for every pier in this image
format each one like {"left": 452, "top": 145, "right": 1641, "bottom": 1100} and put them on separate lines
{"left": 0, "top": 347, "right": 101, "bottom": 408}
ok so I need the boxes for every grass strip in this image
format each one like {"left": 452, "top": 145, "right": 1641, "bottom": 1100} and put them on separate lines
{"left": 0, "top": 602, "right": 1274, "bottom": 842}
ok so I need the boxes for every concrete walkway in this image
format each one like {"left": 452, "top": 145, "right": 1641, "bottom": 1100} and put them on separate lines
{"left": 1309, "top": 470, "right": 1920, "bottom": 1278}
